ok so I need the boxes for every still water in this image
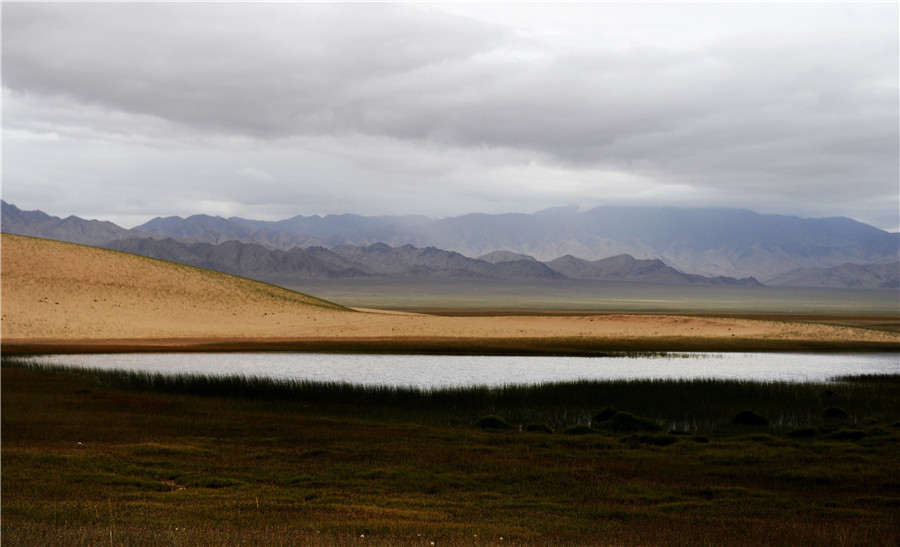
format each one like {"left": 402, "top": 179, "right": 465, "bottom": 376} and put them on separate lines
{"left": 27, "top": 352, "right": 899, "bottom": 388}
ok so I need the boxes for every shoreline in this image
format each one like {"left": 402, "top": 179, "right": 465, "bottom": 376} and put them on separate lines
{"left": 4, "top": 335, "right": 899, "bottom": 355}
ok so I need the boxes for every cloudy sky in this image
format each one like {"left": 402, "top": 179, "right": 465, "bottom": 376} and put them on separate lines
{"left": 3, "top": 2, "right": 898, "bottom": 231}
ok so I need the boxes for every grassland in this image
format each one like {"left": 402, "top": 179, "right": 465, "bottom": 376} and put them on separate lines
{"left": 279, "top": 276, "right": 900, "bottom": 316}
{"left": 3, "top": 357, "right": 899, "bottom": 545}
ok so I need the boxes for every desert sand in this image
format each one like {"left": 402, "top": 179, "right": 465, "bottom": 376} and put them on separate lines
{"left": 2, "top": 234, "right": 898, "bottom": 353}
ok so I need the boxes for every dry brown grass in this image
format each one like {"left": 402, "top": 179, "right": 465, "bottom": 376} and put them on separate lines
{"left": 3, "top": 234, "right": 898, "bottom": 353}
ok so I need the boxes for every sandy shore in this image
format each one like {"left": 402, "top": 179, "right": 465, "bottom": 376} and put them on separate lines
{"left": 3, "top": 234, "right": 899, "bottom": 354}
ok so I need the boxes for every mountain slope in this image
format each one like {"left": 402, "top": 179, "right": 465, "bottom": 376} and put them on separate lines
{"left": 105, "top": 238, "right": 565, "bottom": 281}
{"left": 103, "top": 238, "right": 368, "bottom": 279}
{"left": 768, "top": 262, "right": 900, "bottom": 289}
{"left": 329, "top": 243, "right": 564, "bottom": 280}
{"left": 477, "top": 250, "right": 539, "bottom": 263}
{"left": 546, "top": 254, "right": 762, "bottom": 286}
{"left": 0, "top": 234, "right": 349, "bottom": 340}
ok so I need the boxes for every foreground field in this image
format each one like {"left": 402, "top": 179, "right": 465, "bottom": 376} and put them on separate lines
{"left": 3, "top": 360, "right": 899, "bottom": 545}
{"left": 3, "top": 234, "right": 898, "bottom": 354}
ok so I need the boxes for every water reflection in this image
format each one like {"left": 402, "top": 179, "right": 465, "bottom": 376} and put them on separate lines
{"left": 26, "top": 352, "right": 899, "bottom": 388}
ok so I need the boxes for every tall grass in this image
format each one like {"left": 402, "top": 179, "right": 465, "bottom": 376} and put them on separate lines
{"left": 4, "top": 357, "right": 900, "bottom": 545}
{"left": 4, "top": 356, "right": 898, "bottom": 432}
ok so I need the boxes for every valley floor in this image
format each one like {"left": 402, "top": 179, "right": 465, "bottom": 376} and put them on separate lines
{"left": 4, "top": 310, "right": 900, "bottom": 355}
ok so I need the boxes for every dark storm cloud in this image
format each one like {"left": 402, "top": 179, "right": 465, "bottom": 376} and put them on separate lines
{"left": 2, "top": 2, "right": 898, "bottom": 229}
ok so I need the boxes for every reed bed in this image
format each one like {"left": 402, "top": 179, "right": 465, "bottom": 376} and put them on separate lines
{"left": 5, "top": 356, "right": 897, "bottom": 433}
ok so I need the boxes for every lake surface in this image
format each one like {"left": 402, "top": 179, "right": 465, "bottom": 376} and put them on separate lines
{"left": 27, "top": 352, "right": 899, "bottom": 388}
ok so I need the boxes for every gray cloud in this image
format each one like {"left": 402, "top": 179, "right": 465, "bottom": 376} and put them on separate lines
{"left": 3, "top": 3, "right": 508, "bottom": 137}
{"left": 2, "top": 2, "right": 897, "bottom": 230}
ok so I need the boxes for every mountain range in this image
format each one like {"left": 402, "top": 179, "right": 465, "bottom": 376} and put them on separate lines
{"left": 132, "top": 204, "right": 899, "bottom": 280}
{"left": 2, "top": 200, "right": 897, "bottom": 289}
{"left": 100, "top": 237, "right": 763, "bottom": 287}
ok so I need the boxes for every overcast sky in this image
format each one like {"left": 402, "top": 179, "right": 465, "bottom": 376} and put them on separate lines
{"left": 2, "top": 2, "right": 898, "bottom": 231}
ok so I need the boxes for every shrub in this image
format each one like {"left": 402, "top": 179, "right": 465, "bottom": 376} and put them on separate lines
{"left": 525, "top": 423, "right": 553, "bottom": 433}
{"left": 823, "top": 407, "right": 849, "bottom": 420}
{"left": 475, "top": 415, "right": 514, "bottom": 430}
{"left": 598, "top": 412, "right": 661, "bottom": 433}
{"left": 731, "top": 410, "right": 769, "bottom": 426}
{"left": 563, "top": 425, "right": 594, "bottom": 435}
{"left": 592, "top": 407, "right": 618, "bottom": 425}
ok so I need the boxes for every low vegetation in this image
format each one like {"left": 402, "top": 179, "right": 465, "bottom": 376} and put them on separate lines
{"left": 3, "top": 356, "right": 899, "bottom": 545}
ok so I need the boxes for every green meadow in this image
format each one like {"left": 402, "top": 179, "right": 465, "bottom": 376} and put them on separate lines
{"left": 3, "top": 357, "right": 899, "bottom": 545}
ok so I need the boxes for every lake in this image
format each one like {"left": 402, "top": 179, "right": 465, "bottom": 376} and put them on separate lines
{"left": 24, "top": 352, "right": 899, "bottom": 388}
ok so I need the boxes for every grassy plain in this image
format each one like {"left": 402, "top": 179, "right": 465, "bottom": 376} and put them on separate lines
{"left": 3, "top": 359, "right": 899, "bottom": 545}
{"left": 279, "top": 277, "right": 900, "bottom": 316}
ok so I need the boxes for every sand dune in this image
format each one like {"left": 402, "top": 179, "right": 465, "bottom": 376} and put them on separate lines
{"left": 2, "top": 234, "right": 898, "bottom": 352}
{"left": 1, "top": 234, "right": 351, "bottom": 340}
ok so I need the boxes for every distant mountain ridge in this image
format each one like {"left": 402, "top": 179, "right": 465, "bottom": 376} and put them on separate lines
{"left": 545, "top": 254, "right": 760, "bottom": 286}
{"left": 131, "top": 205, "right": 898, "bottom": 280}
{"left": 0, "top": 201, "right": 148, "bottom": 245}
{"left": 103, "top": 237, "right": 759, "bottom": 286}
{"left": 3, "top": 200, "right": 896, "bottom": 287}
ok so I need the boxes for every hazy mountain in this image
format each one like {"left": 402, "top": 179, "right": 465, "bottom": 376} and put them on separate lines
{"left": 130, "top": 204, "right": 898, "bottom": 280}
{"left": 136, "top": 214, "right": 323, "bottom": 249}
{"left": 229, "top": 212, "right": 431, "bottom": 239}
{"left": 104, "top": 238, "right": 367, "bottom": 279}
{"left": 5, "top": 201, "right": 897, "bottom": 283}
{"left": 1, "top": 200, "right": 149, "bottom": 245}
{"left": 546, "top": 254, "right": 763, "bottom": 286}
{"left": 477, "top": 250, "right": 539, "bottom": 263}
{"left": 104, "top": 237, "right": 563, "bottom": 281}
{"left": 767, "top": 262, "right": 899, "bottom": 289}
{"left": 409, "top": 206, "right": 897, "bottom": 280}
{"left": 330, "top": 243, "right": 564, "bottom": 280}
{"left": 138, "top": 212, "right": 432, "bottom": 248}
{"left": 102, "top": 235, "right": 759, "bottom": 286}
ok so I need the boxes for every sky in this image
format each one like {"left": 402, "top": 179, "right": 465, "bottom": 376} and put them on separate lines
{"left": 2, "top": 2, "right": 898, "bottom": 231}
